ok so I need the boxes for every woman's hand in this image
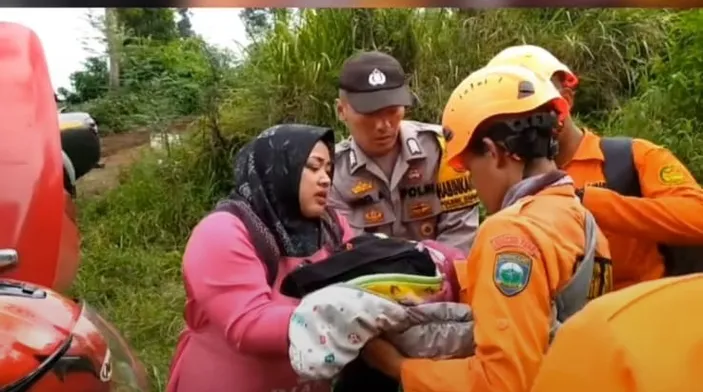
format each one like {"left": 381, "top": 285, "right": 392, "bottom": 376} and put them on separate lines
{"left": 361, "top": 338, "right": 406, "bottom": 380}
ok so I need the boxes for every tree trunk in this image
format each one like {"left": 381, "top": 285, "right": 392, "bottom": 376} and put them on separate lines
{"left": 105, "top": 8, "right": 120, "bottom": 91}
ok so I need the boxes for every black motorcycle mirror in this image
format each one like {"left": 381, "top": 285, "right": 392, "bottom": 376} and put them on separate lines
{"left": 60, "top": 128, "right": 101, "bottom": 197}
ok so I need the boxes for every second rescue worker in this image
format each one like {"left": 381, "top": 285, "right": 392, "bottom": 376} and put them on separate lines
{"left": 487, "top": 45, "right": 703, "bottom": 288}
{"left": 360, "top": 64, "right": 611, "bottom": 392}
{"left": 328, "top": 51, "right": 480, "bottom": 253}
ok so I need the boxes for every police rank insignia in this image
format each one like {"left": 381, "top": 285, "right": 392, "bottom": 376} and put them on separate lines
{"left": 409, "top": 202, "right": 432, "bottom": 219}
{"left": 494, "top": 252, "right": 532, "bottom": 296}
{"left": 351, "top": 180, "right": 374, "bottom": 195}
{"left": 364, "top": 209, "right": 384, "bottom": 224}
{"left": 406, "top": 168, "right": 422, "bottom": 182}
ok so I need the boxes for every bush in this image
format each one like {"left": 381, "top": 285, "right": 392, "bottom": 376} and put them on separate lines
{"left": 67, "top": 35, "right": 230, "bottom": 133}
{"left": 599, "top": 10, "right": 703, "bottom": 180}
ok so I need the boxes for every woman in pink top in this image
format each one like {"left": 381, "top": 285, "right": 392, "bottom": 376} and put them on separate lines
{"left": 166, "top": 124, "right": 354, "bottom": 392}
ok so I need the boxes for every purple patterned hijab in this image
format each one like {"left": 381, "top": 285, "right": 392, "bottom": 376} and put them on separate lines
{"left": 230, "top": 124, "right": 336, "bottom": 258}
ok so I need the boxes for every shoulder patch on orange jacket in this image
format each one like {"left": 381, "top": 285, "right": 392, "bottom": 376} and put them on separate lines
{"left": 657, "top": 164, "right": 688, "bottom": 186}
{"left": 493, "top": 251, "right": 533, "bottom": 296}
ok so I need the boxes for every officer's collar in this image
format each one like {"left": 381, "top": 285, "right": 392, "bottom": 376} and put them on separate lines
{"left": 348, "top": 123, "right": 427, "bottom": 174}
{"left": 348, "top": 138, "right": 367, "bottom": 174}
{"left": 399, "top": 124, "right": 428, "bottom": 162}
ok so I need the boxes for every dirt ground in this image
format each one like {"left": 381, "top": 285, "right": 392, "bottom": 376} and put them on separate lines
{"left": 77, "top": 117, "right": 195, "bottom": 198}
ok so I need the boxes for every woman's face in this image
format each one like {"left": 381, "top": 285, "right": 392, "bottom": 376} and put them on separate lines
{"left": 299, "top": 141, "right": 333, "bottom": 218}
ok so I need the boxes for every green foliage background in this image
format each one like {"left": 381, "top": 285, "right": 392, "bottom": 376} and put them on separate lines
{"left": 65, "top": 8, "right": 703, "bottom": 390}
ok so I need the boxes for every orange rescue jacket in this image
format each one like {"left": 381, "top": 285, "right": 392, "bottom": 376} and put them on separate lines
{"left": 399, "top": 184, "right": 610, "bottom": 392}
{"left": 530, "top": 273, "right": 703, "bottom": 392}
{"left": 563, "top": 130, "right": 703, "bottom": 289}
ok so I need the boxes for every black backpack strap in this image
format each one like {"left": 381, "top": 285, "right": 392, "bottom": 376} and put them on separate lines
{"left": 214, "top": 200, "right": 280, "bottom": 286}
{"left": 599, "top": 137, "right": 642, "bottom": 197}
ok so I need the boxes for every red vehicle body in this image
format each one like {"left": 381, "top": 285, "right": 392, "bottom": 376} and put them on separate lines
{"left": 0, "top": 279, "right": 150, "bottom": 391}
{"left": 0, "top": 21, "right": 80, "bottom": 292}
{"left": 0, "top": 22, "right": 150, "bottom": 392}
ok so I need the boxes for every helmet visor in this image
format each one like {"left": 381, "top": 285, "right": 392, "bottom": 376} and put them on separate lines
{"left": 1, "top": 301, "right": 150, "bottom": 392}
{"left": 76, "top": 302, "right": 151, "bottom": 392}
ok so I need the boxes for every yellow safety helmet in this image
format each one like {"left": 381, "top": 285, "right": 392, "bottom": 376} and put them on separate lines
{"left": 441, "top": 64, "right": 569, "bottom": 170}
{"left": 487, "top": 44, "right": 579, "bottom": 89}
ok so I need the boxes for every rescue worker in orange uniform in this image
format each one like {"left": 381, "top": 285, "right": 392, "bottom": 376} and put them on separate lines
{"left": 360, "top": 65, "right": 612, "bottom": 392}
{"left": 486, "top": 45, "right": 703, "bottom": 289}
{"left": 531, "top": 273, "right": 703, "bottom": 392}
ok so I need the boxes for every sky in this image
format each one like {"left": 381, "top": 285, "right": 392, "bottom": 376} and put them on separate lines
{"left": 0, "top": 8, "right": 250, "bottom": 92}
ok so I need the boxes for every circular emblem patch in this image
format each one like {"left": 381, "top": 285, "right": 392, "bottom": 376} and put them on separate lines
{"left": 494, "top": 252, "right": 532, "bottom": 297}
{"left": 420, "top": 222, "right": 435, "bottom": 238}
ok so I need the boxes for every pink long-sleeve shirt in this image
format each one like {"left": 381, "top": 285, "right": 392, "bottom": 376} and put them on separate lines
{"left": 166, "top": 211, "right": 354, "bottom": 392}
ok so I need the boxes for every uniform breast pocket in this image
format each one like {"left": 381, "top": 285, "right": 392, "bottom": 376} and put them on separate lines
{"left": 401, "top": 194, "right": 442, "bottom": 240}
{"left": 349, "top": 200, "right": 396, "bottom": 233}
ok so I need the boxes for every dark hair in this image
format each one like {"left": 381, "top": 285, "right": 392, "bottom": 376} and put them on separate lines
{"left": 467, "top": 104, "right": 560, "bottom": 161}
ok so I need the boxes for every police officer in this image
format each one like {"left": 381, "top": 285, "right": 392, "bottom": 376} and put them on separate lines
{"left": 328, "top": 51, "right": 480, "bottom": 254}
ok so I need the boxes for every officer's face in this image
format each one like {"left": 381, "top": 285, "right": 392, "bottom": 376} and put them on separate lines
{"left": 299, "top": 141, "right": 333, "bottom": 219}
{"left": 338, "top": 99, "right": 404, "bottom": 157}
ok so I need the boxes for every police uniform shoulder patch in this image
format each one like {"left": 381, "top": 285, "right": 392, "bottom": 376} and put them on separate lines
{"left": 493, "top": 252, "right": 532, "bottom": 297}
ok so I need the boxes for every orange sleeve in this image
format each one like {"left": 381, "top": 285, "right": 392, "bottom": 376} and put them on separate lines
{"left": 584, "top": 139, "right": 703, "bottom": 244}
{"left": 530, "top": 304, "right": 632, "bottom": 392}
{"left": 399, "top": 219, "right": 553, "bottom": 392}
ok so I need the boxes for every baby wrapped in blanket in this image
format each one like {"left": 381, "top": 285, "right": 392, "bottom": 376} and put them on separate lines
{"left": 281, "top": 234, "right": 475, "bottom": 391}
{"left": 285, "top": 212, "right": 600, "bottom": 391}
